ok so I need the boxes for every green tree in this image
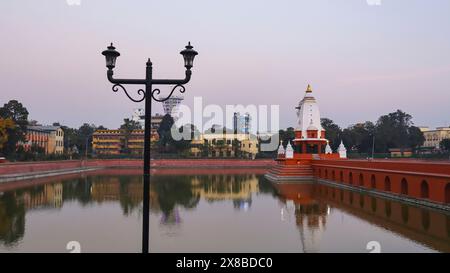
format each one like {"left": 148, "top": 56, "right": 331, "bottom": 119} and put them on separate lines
{"left": 321, "top": 118, "right": 342, "bottom": 151}
{"left": 156, "top": 115, "right": 194, "bottom": 154}
{"left": 120, "top": 118, "right": 141, "bottom": 154}
{"left": 407, "top": 126, "right": 425, "bottom": 149}
{"left": 278, "top": 127, "right": 295, "bottom": 146}
{"left": 440, "top": 139, "right": 450, "bottom": 152}
{"left": 60, "top": 126, "right": 76, "bottom": 151}
{"left": 0, "top": 118, "right": 15, "bottom": 152}
{"left": 346, "top": 121, "right": 375, "bottom": 153}
{"left": 375, "top": 110, "right": 423, "bottom": 152}
{"left": 0, "top": 100, "right": 29, "bottom": 157}
{"left": 77, "top": 123, "right": 97, "bottom": 156}
{"left": 157, "top": 114, "right": 175, "bottom": 153}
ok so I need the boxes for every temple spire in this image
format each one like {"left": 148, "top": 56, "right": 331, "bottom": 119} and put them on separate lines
{"left": 306, "top": 84, "right": 312, "bottom": 93}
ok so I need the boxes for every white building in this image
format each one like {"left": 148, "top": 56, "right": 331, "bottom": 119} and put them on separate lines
{"left": 420, "top": 126, "right": 450, "bottom": 148}
{"left": 131, "top": 108, "right": 145, "bottom": 129}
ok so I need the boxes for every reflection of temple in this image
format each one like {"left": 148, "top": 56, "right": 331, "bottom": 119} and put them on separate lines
{"left": 274, "top": 183, "right": 328, "bottom": 252}
{"left": 274, "top": 182, "right": 450, "bottom": 253}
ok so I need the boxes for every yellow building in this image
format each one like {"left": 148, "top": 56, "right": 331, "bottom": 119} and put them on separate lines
{"left": 190, "top": 131, "right": 259, "bottom": 158}
{"left": 92, "top": 129, "right": 154, "bottom": 155}
{"left": 420, "top": 127, "right": 450, "bottom": 148}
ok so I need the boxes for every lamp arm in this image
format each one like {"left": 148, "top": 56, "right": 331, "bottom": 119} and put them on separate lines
{"left": 151, "top": 70, "right": 192, "bottom": 85}
{"left": 107, "top": 70, "right": 146, "bottom": 85}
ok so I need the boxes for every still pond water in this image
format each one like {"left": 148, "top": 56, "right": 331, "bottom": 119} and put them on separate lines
{"left": 0, "top": 170, "right": 449, "bottom": 253}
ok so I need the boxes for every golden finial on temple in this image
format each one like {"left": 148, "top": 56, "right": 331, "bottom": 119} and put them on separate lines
{"left": 306, "top": 84, "right": 312, "bottom": 93}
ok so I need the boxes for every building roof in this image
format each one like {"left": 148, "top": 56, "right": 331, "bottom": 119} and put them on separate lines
{"left": 28, "top": 125, "right": 61, "bottom": 132}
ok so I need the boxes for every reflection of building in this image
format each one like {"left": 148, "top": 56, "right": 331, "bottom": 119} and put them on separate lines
{"left": 315, "top": 184, "right": 450, "bottom": 252}
{"left": 24, "top": 125, "right": 64, "bottom": 154}
{"left": 421, "top": 127, "right": 450, "bottom": 149}
{"left": 190, "top": 174, "right": 259, "bottom": 202}
{"left": 89, "top": 177, "right": 142, "bottom": 205}
{"left": 22, "top": 183, "right": 63, "bottom": 209}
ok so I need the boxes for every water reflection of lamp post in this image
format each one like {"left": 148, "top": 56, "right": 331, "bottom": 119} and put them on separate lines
{"left": 101, "top": 42, "right": 198, "bottom": 253}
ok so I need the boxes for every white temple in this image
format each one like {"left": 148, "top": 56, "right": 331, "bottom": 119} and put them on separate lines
{"left": 295, "top": 84, "right": 324, "bottom": 138}
{"left": 338, "top": 140, "right": 347, "bottom": 159}
{"left": 293, "top": 85, "right": 328, "bottom": 154}
{"left": 325, "top": 141, "right": 332, "bottom": 154}
{"left": 277, "top": 141, "right": 285, "bottom": 156}
{"left": 285, "top": 141, "right": 294, "bottom": 159}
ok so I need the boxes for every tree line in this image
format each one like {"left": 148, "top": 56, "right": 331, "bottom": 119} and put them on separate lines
{"left": 0, "top": 100, "right": 110, "bottom": 160}
{"left": 277, "top": 109, "right": 430, "bottom": 155}
{"left": 1, "top": 99, "right": 448, "bottom": 160}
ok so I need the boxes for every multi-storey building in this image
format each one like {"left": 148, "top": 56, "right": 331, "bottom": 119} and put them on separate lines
{"left": 25, "top": 125, "right": 64, "bottom": 154}
{"left": 92, "top": 129, "right": 152, "bottom": 155}
{"left": 93, "top": 113, "right": 164, "bottom": 155}
{"left": 190, "top": 130, "right": 259, "bottom": 158}
{"left": 420, "top": 127, "right": 450, "bottom": 149}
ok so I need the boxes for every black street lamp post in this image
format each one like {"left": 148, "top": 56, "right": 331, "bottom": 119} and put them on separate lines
{"left": 101, "top": 42, "right": 198, "bottom": 253}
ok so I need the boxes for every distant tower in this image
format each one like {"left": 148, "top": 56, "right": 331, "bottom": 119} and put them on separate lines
{"left": 162, "top": 95, "right": 184, "bottom": 120}
{"left": 233, "top": 112, "right": 251, "bottom": 134}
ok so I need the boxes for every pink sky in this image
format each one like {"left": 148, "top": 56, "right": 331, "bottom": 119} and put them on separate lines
{"left": 1, "top": 0, "right": 449, "bottom": 130}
